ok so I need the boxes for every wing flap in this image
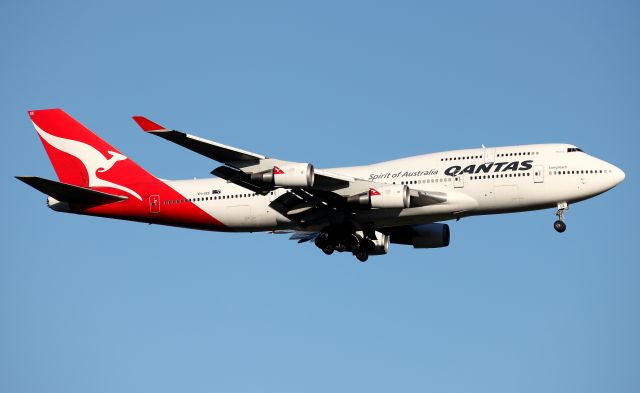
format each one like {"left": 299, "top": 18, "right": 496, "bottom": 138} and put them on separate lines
{"left": 289, "top": 231, "right": 320, "bottom": 243}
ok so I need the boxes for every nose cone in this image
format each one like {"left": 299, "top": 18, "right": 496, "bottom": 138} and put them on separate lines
{"left": 614, "top": 166, "right": 625, "bottom": 185}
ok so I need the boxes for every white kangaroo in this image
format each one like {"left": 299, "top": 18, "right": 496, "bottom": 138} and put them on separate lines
{"left": 33, "top": 122, "right": 142, "bottom": 200}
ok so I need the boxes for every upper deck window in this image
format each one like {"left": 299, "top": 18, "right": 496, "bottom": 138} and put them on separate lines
{"left": 567, "top": 147, "right": 584, "bottom": 153}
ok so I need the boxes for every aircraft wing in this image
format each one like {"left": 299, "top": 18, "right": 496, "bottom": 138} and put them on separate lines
{"left": 133, "top": 116, "right": 356, "bottom": 191}
{"left": 132, "top": 116, "right": 266, "bottom": 164}
{"left": 132, "top": 116, "right": 453, "bottom": 228}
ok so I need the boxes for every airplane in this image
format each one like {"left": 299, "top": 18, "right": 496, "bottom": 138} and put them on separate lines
{"left": 17, "top": 109, "right": 625, "bottom": 262}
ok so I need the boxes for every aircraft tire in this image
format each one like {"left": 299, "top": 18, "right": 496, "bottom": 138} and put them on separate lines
{"left": 355, "top": 250, "right": 369, "bottom": 262}
{"left": 322, "top": 244, "right": 334, "bottom": 255}
{"left": 553, "top": 220, "right": 566, "bottom": 233}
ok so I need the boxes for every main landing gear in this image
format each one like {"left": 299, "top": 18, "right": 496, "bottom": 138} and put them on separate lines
{"left": 554, "top": 202, "right": 568, "bottom": 233}
{"left": 314, "top": 228, "right": 375, "bottom": 262}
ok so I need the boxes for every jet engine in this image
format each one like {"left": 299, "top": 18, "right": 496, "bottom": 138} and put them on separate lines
{"left": 367, "top": 231, "right": 390, "bottom": 255}
{"left": 251, "top": 163, "right": 315, "bottom": 187}
{"left": 348, "top": 184, "right": 410, "bottom": 209}
{"left": 389, "top": 223, "right": 450, "bottom": 248}
{"left": 411, "top": 223, "right": 450, "bottom": 248}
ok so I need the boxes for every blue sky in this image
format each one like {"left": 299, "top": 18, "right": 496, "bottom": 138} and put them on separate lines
{"left": 1, "top": 1, "right": 638, "bottom": 392}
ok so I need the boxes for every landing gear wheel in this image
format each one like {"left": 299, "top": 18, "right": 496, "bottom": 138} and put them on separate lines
{"left": 322, "top": 244, "right": 334, "bottom": 255}
{"left": 355, "top": 250, "right": 369, "bottom": 262}
{"left": 335, "top": 243, "right": 347, "bottom": 253}
{"left": 553, "top": 220, "right": 566, "bottom": 233}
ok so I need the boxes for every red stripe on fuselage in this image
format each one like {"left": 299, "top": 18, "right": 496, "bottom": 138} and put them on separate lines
{"left": 71, "top": 181, "right": 229, "bottom": 231}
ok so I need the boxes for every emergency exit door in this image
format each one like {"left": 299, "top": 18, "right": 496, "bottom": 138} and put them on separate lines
{"left": 149, "top": 195, "right": 160, "bottom": 213}
{"left": 533, "top": 166, "right": 544, "bottom": 183}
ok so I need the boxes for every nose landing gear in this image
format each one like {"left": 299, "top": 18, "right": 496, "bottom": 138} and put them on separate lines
{"left": 554, "top": 202, "right": 568, "bottom": 233}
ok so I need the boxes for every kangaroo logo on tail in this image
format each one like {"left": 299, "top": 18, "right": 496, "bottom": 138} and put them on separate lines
{"left": 33, "top": 122, "right": 143, "bottom": 200}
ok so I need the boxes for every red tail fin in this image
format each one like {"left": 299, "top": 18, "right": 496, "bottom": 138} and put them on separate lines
{"left": 29, "top": 109, "right": 155, "bottom": 201}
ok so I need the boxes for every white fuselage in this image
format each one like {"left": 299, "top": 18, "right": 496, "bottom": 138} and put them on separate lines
{"left": 164, "top": 143, "right": 625, "bottom": 231}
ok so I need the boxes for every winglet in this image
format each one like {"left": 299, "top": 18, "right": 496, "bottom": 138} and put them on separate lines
{"left": 132, "top": 116, "right": 167, "bottom": 132}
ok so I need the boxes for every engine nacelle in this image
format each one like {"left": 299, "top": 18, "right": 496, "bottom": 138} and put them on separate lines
{"left": 369, "top": 184, "right": 410, "bottom": 209}
{"left": 410, "top": 223, "right": 450, "bottom": 248}
{"left": 251, "top": 163, "right": 315, "bottom": 187}
{"left": 353, "top": 230, "right": 390, "bottom": 255}
{"left": 369, "top": 232, "right": 390, "bottom": 255}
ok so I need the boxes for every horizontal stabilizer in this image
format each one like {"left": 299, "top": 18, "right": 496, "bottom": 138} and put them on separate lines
{"left": 16, "top": 176, "right": 128, "bottom": 204}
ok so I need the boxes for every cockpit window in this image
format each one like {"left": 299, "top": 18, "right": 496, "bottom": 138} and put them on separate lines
{"left": 567, "top": 147, "right": 584, "bottom": 153}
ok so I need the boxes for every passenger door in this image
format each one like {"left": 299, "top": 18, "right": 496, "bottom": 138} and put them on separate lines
{"left": 149, "top": 194, "right": 160, "bottom": 213}
{"left": 454, "top": 175, "right": 464, "bottom": 188}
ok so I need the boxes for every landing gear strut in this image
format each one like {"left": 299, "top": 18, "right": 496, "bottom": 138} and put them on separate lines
{"left": 554, "top": 202, "right": 568, "bottom": 233}
{"left": 349, "top": 233, "right": 369, "bottom": 263}
{"left": 335, "top": 243, "right": 347, "bottom": 253}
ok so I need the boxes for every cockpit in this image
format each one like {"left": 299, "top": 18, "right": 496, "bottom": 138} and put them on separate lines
{"left": 567, "top": 147, "right": 584, "bottom": 153}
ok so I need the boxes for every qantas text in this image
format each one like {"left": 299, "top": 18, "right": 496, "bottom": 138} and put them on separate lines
{"left": 445, "top": 160, "right": 533, "bottom": 177}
